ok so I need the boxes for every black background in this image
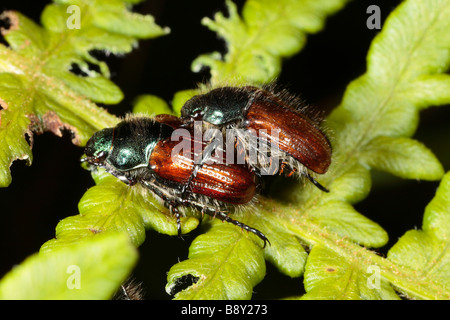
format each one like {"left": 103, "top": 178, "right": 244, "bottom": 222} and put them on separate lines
{"left": 0, "top": 0, "right": 449, "bottom": 299}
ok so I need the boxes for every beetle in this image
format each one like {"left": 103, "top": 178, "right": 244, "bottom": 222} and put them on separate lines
{"left": 82, "top": 115, "right": 269, "bottom": 246}
{"left": 180, "top": 85, "right": 332, "bottom": 192}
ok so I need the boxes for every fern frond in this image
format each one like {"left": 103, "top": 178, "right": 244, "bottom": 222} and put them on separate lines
{"left": 193, "top": 0, "right": 351, "bottom": 85}
{"left": 0, "top": 0, "right": 168, "bottom": 187}
{"left": 168, "top": 0, "right": 450, "bottom": 299}
{"left": 40, "top": 168, "right": 200, "bottom": 251}
{"left": 19, "top": 0, "right": 450, "bottom": 300}
{"left": 0, "top": 233, "right": 137, "bottom": 299}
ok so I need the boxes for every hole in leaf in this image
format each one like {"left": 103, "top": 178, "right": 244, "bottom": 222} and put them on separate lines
{"left": 85, "top": 61, "right": 101, "bottom": 74}
{"left": 37, "top": 111, "right": 82, "bottom": 145}
{"left": 0, "top": 11, "right": 14, "bottom": 46}
{"left": 89, "top": 49, "right": 113, "bottom": 60}
{"left": 89, "top": 49, "right": 121, "bottom": 77}
{"left": 69, "top": 63, "right": 89, "bottom": 77}
{"left": 168, "top": 274, "right": 200, "bottom": 296}
{"left": 24, "top": 131, "right": 33, "bottom": 147}
{"left": 69, "top": 61, "right": 101, "bottom": 77}
{"left": 59, "top": 127, "right": 76, "bottom": 141}
{"left": 0, "top": 13, "right": 11, "bottom": 31}
{"left": 0, "top": 11, "right": 18, "bottom": 34}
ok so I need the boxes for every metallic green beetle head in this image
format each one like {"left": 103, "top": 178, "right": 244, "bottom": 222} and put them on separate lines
{"left": 180, "top": 87, "right": 257, "bottom": 126}
{"left": 83, "top": 117, "right": 173, "bottom": 184}
{"left": 84, "top": 127, "right": 114, "bottom": 166}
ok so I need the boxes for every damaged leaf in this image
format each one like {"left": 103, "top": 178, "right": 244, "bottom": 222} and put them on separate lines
{"left": 0, "top": 1, "right": 169, "bottom": 187}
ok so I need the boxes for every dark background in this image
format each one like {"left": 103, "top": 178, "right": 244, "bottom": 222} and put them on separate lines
{"left": 0, "top": 0, "right": 449, "bottom": 299}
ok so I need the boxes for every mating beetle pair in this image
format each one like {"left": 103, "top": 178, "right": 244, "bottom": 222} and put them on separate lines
{"left": 83, "top": 86, "right": 332, "bottom": 246}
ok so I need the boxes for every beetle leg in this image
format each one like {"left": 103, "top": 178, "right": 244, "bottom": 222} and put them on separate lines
{"left": 280, "top": 162, "right": 329, "bottom": 193}
{"left": 180, "top": 163, "right": 201, "bottom": 197}
{"left": 180, "top": 137, "right": 221, "bottom": 199}
{"left": 303, "top": 170, "right": 329, "bottom": 193}
{"left": 169, "top": 203, "right": 183, "bottom": 239}
{"left": 279, "top": 162, "right": 287, "bottom": 175}
{"left": 200, "top": 207, "right": 206, "bottom": 218}
{"left": 203, "top": 209, "right": 270, "bottom": 248}
{"left": 141, "top": 179, "right": 185, "bottom": 238}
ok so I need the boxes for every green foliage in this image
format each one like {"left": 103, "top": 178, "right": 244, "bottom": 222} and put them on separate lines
{"left": 193, "top": 0, "right": 351, "bottom": 85}
{"left": 0, "top": 0, "right": 168, "bottom": 187}
{"left": 167, "top": 0, "right": 450, "bottom": 300}
{"left": 166, "top": 222, "right": 266, "bottom": 300}
{"left": 0, "top": 233, "right": 137, "bottom": 299}
{"left": 0, "top": 0, "right": 449, "bottom": 300}
{"left": 302, "top": 245, "right": 400, "bottom": 300}
{"left": 132, "top": 94, "right": 174, "bottom": 116}
{"left": 387, "top": 172, "right": 450, "bottom": 299}
{"left": 41, "top": 167, "right": 200, "bottom": 252}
